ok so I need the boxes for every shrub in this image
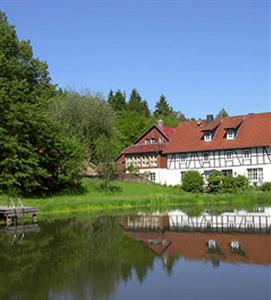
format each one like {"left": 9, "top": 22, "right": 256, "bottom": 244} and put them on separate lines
{"left": 182, "top": 171, "right": 204, "bottom": 193}
{"left": 234, "top": 175, "right": 249, "bottom": 192}
{"left": 261, "top": 182, "right": 271, "bottom": 192}
{"left": 221, "top": 175, "right": 249, "bottom": 193}
{"left": 208, "top": 170, "right": 224, "bottom": 193}
{"left": 221, "top": 176, "right": 236, "bottom": 193}
{"left": 127, "top": 165, "right": 139, "bottom": 175}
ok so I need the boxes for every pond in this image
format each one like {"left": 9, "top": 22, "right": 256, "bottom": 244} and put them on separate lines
{"left": 0, "top": 207, "right": 270, "bottom": 300}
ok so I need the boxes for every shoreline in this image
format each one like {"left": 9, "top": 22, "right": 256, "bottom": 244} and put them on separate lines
{"left": 0, "top": 178, "right": 270, "bottom": 220}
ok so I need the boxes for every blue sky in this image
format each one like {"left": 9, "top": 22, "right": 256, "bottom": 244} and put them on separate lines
{"left": 1, "top": 0, "right": 270, "bottom": 118}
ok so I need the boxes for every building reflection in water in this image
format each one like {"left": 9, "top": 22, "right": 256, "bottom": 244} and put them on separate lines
{"left": 118, "top": 208, "right": 271, "bottom": 266}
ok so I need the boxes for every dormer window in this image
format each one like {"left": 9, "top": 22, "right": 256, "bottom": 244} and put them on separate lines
{"left": 226, "top": 129, "right": 235, "bottom": 140}
{"left": 204, "top": 132, "right": 212, "bottom": 142}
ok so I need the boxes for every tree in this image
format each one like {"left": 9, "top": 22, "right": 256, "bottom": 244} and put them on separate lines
{"left": 154, "top": 94, "right": 173, "bottom": 116}
{"left": 115, "top": 111, "right": 153, "bottom": 149}
{"left": 216, "top": 108, "right": 229, "bottom": 118}
{"left": 108, "top": 89, "right": 126, "bottom": 111}
{"left": 127, "top": 89, "right": 150, "bottom": 117}
{"left": 0, "top": 12, "right": 83, "bottom": 195}
{"left": 49, "top": 90, "right": 116, "bottom": 162}
{"left": 95, "top": 136, "right": 119, "bottom": 192}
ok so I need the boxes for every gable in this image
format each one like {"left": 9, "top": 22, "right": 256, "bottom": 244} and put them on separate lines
{"left": 135, "top": 126, "right": 169, "bottom": 145}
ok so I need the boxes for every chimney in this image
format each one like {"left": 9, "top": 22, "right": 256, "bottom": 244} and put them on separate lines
{"left": 206, "top": 114, "right": 214, "bottom": 124}
{"left": 157, "top": 119, "right": 164, "bottom": 128}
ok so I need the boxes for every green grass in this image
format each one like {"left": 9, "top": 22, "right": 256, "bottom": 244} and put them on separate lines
{"left": 0, "top": 178, "right": 270, "bottom": 218}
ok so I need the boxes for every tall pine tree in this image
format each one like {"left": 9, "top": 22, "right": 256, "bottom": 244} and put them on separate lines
{"left": 216, "top": 108, "right": 229, "bottom": 118}
{"left": 154, "top": 94, "right": 173, "bottom": 116}
{"left": 127, "top": 89, "right": 150, "bottom": 117}
{"left": 107, "top": 89, "right": 126, "bottom": 111}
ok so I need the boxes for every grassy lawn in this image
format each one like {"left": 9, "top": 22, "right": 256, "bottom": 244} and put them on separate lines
{"left": 0, "top": 178, "right": 270, "bottom": 218}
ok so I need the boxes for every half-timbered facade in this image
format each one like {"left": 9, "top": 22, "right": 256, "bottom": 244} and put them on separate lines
{"left": 117, "top": 112, "right": 271, "bottom": 185}
{"left": 163, "top": 112, "right": 271, "bottom": 185}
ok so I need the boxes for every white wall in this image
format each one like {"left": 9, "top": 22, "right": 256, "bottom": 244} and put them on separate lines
{"left": 159, "top": 164, "right": 271, "bottom": 186}
{"left": 137, "top": 146, "right": 271, "bottom": 186}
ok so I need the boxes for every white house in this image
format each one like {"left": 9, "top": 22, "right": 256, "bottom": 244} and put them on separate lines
{"left": 118, "top": 112, "right": 271, "bottom": 185}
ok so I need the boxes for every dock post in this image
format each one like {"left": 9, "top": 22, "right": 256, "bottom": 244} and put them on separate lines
{"left": 32, "top": 214, "right": 37, "bottom": 223}
{"left": 6, "top": 215, "right": 13, "bottom": 226}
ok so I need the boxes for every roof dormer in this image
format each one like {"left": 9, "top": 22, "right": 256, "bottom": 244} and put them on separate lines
{"left": 201, "top": 115, "right": 221, "bottom": 142}
{"left": 224, "top": 119, "right": 243, "bottom": 141}
{"left": 226, "top": 129, "right": 235, "bottom": 140}
{"left": 204, "top": 131, "right": 212, "bottom": 142}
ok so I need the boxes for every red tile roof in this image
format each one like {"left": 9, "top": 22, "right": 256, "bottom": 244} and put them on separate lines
{"left": 161, "top": 126, "right": 176, "bottom": 139}
{"left": 200, "top": 118, "right": 221, "bottom": 132}
{"left": 164, "top": 112, "right": 271, "bottom": 153}
{"left": 122, "top": 143, "right": 166, "bottom": 155}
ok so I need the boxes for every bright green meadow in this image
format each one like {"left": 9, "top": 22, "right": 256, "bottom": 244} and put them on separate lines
{"left": 0, "top": 178, "right": 270, "bottom": 219}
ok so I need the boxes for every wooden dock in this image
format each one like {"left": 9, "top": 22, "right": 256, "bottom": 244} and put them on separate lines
{"left": 0, "top": 205, "right": 38, "bottom": 225}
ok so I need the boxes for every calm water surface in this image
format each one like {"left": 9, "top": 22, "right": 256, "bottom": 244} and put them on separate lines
{"left": 0, "top": 207, "right": 270, "bottom": 300}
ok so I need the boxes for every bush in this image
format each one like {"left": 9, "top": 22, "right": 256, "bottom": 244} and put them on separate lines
{"left": 221, "top": 176, "right": 236, "bottom": 193}
{"left": 261, "top": 182, "right": 271, "bottom": 192}
{"left": 182, "top": 171, "right": 204, "bottom": 193}
{"left": 208, "top": 170, "right": 224, "bottom": 193}
{"left": 234, "top": 175, "right": 249, "bottom": 192}
{"left": 221, "top": 175, "right": 249, "bottom": 193}
{"left": 127, "top": 165, "right": 139, "bottom": 175}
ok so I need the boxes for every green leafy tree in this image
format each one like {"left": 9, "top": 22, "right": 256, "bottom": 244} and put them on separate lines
{"left": 95, "top": 136, "right": 119, "bottom": 191}
{"left": 115, "top": 111, "right": 153, "bottom": 149}
{"left": 0, "top": 12, "right": 83, "bottom": 195}
{"left": 108, "top": 89, "right": 126, "bottom": 111}
{"left": 50, "top": 90, "right": 116, "bottom": 162}
{"left": 154, "top": 94, "right": 173, "bottom": 116}
{"left": 216, "top": 108, "right": 229, "bottom": 118}
{"left": 127, "top": 89, "right": 150, "bottom": 117}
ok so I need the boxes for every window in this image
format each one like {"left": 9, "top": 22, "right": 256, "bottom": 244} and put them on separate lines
{"left": 225, "top": 151, "right": 232, "bottom": 160}
{"left": 222, "top": 169, "right": 233, "bottom": 177}
{"left": 204, "top": 132, "right": 212, "bottom": 141}
{"left": 247, "top": 168, "right": 263, "bottom": 182}
{"left": 243, "top": 148, "right": 251, "bottom": 159}
{"left": 150, "top": 155, "right": 157, "bottom": 167}
{"left": 135, "top": 156, "right": 140, "bottom": 167}
{"left": 159, "top": 137, "right": 164, "bottom": 143}
{"left": 203, "top": 152, "right": 209, "bottom": 161}
{"left": 226, "top": 129, "right": 235, "bottom": 140}
{"left": 150, "top": 138, "right": 156, "bottom": 144}
{"left": 126, "top": 157, "right": 132, "bottom": 167}
{"left": 180, "top": 154, "right": 187, "bottom": 162}
{"left": 149, "top": 172, "right": 156, "bottom": 182}
{"left": 145, "top": 139, "right": 150, "bottom": 144}
{"left": 142, "top": 156, "right": 148, "bottom": 166}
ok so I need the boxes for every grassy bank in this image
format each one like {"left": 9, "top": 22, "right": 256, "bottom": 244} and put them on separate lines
{"left": 0, "top": 178, "right": 270, "bottom": 218}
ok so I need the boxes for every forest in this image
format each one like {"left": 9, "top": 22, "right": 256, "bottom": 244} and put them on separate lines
{"left": 0, "top": 12, "right": 228, "bottom": 195}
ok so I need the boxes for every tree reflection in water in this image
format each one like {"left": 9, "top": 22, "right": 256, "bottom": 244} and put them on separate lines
{"left": 0, "top": 217, "right": 155, "bottom": 300}
{"left": 0, "top": 214, "right": 270, "bottom": 300}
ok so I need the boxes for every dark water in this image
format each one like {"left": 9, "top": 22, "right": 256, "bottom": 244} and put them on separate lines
{"left": 0, "top": 208, "right": 270, "bottom": 300}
